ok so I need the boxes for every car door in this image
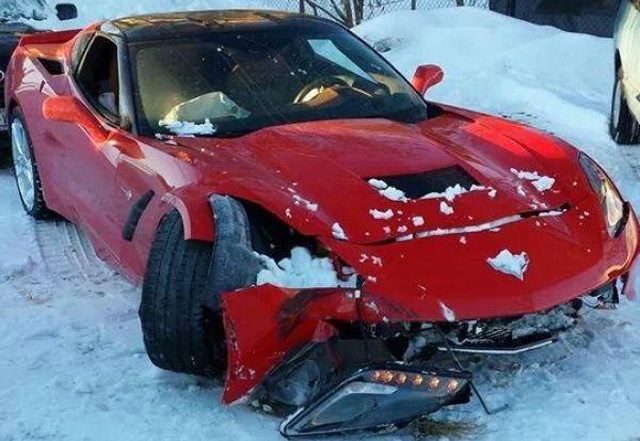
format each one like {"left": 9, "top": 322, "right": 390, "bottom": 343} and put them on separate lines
{"left": 43, "top": 33, "right": 126, "bottom": 261}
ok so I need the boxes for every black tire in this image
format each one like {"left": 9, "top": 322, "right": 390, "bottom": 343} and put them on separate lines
{"left": 10, "top": 107, "right": 51, "bottom": 219}
{"left": 139, "top": 195, "right": 263, "bottom": 377}
{"left": 610, "top": 69, "right": 640, "bottom": 145}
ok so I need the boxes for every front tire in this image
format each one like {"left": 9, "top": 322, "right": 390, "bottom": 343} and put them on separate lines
{"left": 139, "top": 196, "right": 263, "bottom": 377}
{"left": 10, "top": 108, "right": 50, "bottom": 218}
{"left": 610, "top": 70, "right": 640, "bottom": 145}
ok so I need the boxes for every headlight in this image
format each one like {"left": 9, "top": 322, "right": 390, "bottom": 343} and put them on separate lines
{"left": 280, "top": 365, "right": 470, "bottom": 437}
{"left": 578, "top": 153, "right": 626, "bottom": 237}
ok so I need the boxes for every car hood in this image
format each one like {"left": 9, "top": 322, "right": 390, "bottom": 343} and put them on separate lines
{"left": 175, "top": 108, "right": 588, "bottom": 245}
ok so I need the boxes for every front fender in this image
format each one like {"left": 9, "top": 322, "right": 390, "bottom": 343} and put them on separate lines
{"left": 161, "top": 186, "right": 215, "bottom": 241}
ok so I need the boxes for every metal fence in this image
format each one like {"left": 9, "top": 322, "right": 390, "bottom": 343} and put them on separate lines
{"left": 267, "top": 0, "right": 620, "bottom": 37}
{"left": 268, "top": 0, "right": 488, "bottom": 27}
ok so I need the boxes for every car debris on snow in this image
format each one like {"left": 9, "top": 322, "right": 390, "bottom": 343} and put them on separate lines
{"left": 487, "top": 249, "right": 530, "bottom": 280}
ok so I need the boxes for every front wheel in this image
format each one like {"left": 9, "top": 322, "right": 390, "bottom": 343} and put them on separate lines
{"left": 139, "top": 196, "right": 263, "bottom": 377}
{"left": 610, "top": 71, "right": 640, "bottom": 145}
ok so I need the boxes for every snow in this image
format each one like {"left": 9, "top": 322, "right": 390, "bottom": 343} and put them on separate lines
{"left": 439, "top": 301, "right": 456, "bottom": 322}
{"left": 367, "top": 178, "right": 409, "bottom": 202}
{"left": 422, "top": 183, "right": 471, "bottom": 201}
{"left": 369, "top": 208, "right": 394, "bottom": 220}
{"left": 511, "top": 168, "right": 556, "bottom": 192}
{"left": 487, "top": 249, "right": 530, "bottom": 281}
{"left": 331, "top": 222, "right": 348, "bottom": 240}
{"left": 439, "top": 201, "right": 454, "bottom": 215}
{"left": 4, "top": 4, "right": 640, "bottom": 441}
{"left": 158, "top": 119, "right": 216, "bottom": 136}
{"left": 292, "top": 194, "right": 318, "bottom": 212}
{"left": 412, "top": 216, "right": 425, "bottom": 226}
{"left": 255, "top": 247, "right": 357, "bottom": 289}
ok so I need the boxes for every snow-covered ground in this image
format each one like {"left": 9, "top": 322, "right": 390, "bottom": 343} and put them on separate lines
{"left": 3, "top": 5, "right": 640, "bottom": 441}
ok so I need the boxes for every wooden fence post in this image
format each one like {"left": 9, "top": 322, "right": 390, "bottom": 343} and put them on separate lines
{"left": 299, "top": 0, "right": 305, "bottom": 13}
{"left": 411, "top": 0, "right": 417, "bottom": 10}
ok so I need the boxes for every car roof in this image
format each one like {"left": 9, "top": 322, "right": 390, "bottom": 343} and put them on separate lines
{"left": 102, "top": 9, "right": 341, "bottom": 43}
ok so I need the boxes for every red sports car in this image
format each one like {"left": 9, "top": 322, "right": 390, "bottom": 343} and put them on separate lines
{"left": 4, "top": 10, "right": 639, "bottom": 437}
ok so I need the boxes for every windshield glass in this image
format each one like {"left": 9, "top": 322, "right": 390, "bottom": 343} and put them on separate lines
{"left": 130, "top": 24, "right": 428, "bottom": 137}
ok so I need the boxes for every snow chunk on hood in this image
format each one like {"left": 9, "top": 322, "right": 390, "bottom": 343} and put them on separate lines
{"left": 369, "top": 208, "right": 394, "bottom": 220}
{"left": 487, "top": 249, "right": 529, "bottom": 280}
{"left": 367, "top": 179, "right": 409, "bottom": 202}
{"left": 332, "top": 223, "right": 348, "bottom": 240}
{"left": 422, "top": 184, "right": 495, "bottom": 202}
{"left": 159, "top": 119, "right": 217, "bottom": 136}
{"left": 256, "top": 247, "right": 357, "bottom": 288}
{"left": 511, "top": 169, "right": 555, "bottom": 192}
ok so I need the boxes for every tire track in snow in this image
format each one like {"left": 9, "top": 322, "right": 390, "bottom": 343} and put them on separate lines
{"left": 33, "top": 219, "right": 113, "bottom": 282}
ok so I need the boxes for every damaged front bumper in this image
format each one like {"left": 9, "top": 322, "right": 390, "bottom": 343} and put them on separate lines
{"left": 221, "top": 272, "right": 635, "bottom": 436}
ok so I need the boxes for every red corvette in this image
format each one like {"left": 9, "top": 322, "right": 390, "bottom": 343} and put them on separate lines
{"left": 4, "top": 10, "right": 639, "bottom": 436}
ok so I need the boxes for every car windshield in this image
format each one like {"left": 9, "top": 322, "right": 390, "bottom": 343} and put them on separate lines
{"left": 130, "top": 24, "right": 429, "bottom": 137}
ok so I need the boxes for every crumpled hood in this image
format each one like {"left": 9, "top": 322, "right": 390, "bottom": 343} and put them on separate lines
{"left": 177, "top": 109, "right": 588, "bottom": 244}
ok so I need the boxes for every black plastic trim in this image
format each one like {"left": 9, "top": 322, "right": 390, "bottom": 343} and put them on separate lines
{"left": 122, "top": 190, "right": 155, "bottom": 241}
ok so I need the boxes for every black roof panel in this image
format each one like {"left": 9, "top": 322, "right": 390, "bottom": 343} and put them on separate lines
{"left": 104, "top": 10, "right": 340, "bottom": 42}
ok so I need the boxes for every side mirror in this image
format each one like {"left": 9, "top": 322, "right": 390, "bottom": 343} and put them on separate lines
{"left": 55, "top": 4, "right": 78, "bottom": 21}
{"left": 43, "top": 96, "right": 108, "bottom": 143}
{"left": 412, "top": 64, "right": 444, "bottom": 95}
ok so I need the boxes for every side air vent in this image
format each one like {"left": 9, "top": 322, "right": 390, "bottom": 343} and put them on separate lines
{"left": 369, "top": 166, "right": 479, "bottom": 199}
{"left": 38, "top": 58, "right": 64, "bottom": 75}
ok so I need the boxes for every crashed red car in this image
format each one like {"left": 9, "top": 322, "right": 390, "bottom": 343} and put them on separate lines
{"left": 4, "top": 9, "right": 639, "bottom": 437}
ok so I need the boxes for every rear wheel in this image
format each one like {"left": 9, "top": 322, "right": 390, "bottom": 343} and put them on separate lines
{"left": 610, "top": 69, "right": 640, "bottom": 145}
{"left": 139, "top": 196, "right": 263, "bottom": 377}
{"left": 10, "top": 108, "right": 50, "bottom": 218}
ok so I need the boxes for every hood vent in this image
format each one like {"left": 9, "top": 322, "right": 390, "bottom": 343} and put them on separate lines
{"left": 369, "top": 167, "right": 479, "bottom": 200}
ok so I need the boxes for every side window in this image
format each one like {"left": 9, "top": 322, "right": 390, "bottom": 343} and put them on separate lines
{"left": 75, "top": 36, "right": 120, "bottom": 121}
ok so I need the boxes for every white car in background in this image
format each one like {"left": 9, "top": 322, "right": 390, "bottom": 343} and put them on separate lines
{"left": 612, "top": 0, "right": 640, "bottom": 144}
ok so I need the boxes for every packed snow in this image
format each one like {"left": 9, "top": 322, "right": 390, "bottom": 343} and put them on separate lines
{"left": 367, "top": 178, "right": 409, "bottom": 202}
{"left": 439, "top": 201, "right": 454, "bottom": 215}
{"left": 487, "top": 249, "right": 530, "bottom": 280}
{"left": 511, "top": 168, "right": 557, "bottom": 192}
{"left": 255, "top": 247, "right": 357, "bottom": 289}
{"left": 158, "top": 119, "right": 217, "bottom": 136}
{"left": 422, "top": 183, "right": 496, "bottom": 202}
{"left": 3, "top": 4, "right": 640, "bottom": 441}
{"left": 369, "top": 208, "right": 394, "bottom": 220}
{"left": 331, "top": 222, "right": 347, "bottom": 240}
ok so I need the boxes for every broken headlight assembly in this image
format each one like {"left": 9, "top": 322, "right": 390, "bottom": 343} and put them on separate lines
{"left": 579, "top": 152, "right": 627, "bottom": 237}
{"left": 279, "top": 364, "right": 470, "bottom": 438}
